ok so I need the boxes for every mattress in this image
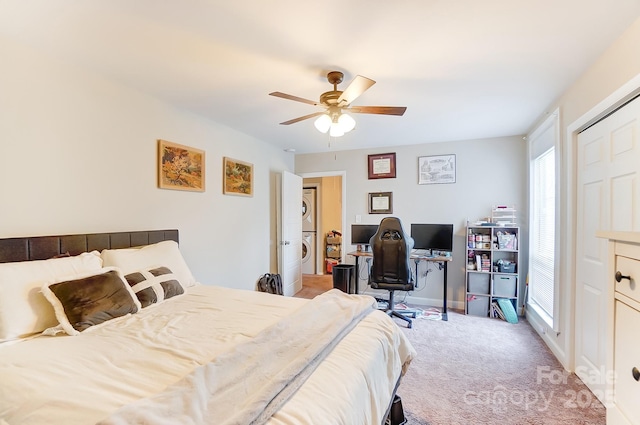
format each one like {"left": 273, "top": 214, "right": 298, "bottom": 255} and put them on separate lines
{"left": 0, "top": 284, "right": 415, "bottom": 425}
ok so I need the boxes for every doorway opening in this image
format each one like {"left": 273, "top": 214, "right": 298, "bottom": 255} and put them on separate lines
{"left": 300, "top": 171, "right": 346, "bottom": 295}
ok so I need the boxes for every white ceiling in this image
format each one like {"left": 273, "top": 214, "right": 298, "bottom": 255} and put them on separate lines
{"left": 2, "top": 1, "right": 640, "bottom": 154}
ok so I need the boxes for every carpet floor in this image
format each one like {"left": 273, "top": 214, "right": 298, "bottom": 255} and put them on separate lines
{"left": 396, "top": 309, "right": 605, "bottom": 425}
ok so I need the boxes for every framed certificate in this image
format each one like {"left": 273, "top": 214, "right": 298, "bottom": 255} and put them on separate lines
{"left": 368, "top": 153, "right": 396, "bottom": 179}
{"left": 368, "top": 192, "right": 393, "bottom": 214}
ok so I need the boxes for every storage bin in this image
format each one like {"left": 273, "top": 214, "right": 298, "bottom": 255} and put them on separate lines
{"left": 493, "top": 275, "right": 517, "bottom": 297}
{"left": 467, "top": 273, "right": 490, "bottom": 294}
{"left": 325, "top": 259, "right": 339, "bottom": 273}
{"left": 467, "top": 295, "right": 490, "bottom": 316}
{"left": 498, "top": 262, "right": 516, "bottom": 273}
{"left": 497, "top": 233, "right": 517, "bottom": 250}
{"left": 326, "top": 245, "right": 341, "bottom": 258}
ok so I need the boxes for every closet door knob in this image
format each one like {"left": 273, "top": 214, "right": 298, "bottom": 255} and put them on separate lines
{"left": 615, "top": 271, "right": 631, "bottom": 282}
{"left": 633, "top": 367, "right": 640, "bottom": 382}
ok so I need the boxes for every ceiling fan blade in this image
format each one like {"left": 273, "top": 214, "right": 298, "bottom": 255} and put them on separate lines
{"left": 337, "top": 75, "right": 375, "bottom": 105}
{"left": 345, "top": 106, "right": 407, "bottom": 116}
{"left": 280, "top": 111, "right": 325, "bottom": 125}
{"left": 269, "top": 91, "right": 319, "bottom": 106}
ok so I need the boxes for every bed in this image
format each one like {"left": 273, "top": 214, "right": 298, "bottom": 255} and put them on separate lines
{"left": 0, "top": 230, "right": 416, "bottom": 425}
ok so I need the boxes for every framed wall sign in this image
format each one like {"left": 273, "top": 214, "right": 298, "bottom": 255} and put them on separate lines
{"left": 418, "top": 154, "right": 456, "bottom": 184}
{"left": 368, "top": 152, "right": 396, "bottom": 179}
{"left": 158, "top": 139, "right": 205, "bottom": 192}
{"left": 368, "top": 192, "right": 393, "bottom": 214}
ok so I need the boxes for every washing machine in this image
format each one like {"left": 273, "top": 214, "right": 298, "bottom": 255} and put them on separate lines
{"left": 302, "top": 231, "right": 316, "bottom": 274}
{"left": 302, "top": 188, "right": 316, "bottom": 232}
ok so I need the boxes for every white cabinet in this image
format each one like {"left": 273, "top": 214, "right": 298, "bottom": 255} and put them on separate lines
{"left": 599, "top": 232, "right": 640, "bottom": 425}
{"left": 613, "top": 301, "right": 640, "bottom": 425}
{"left": 465, "top": 225, "right": 519, "bottom": 318}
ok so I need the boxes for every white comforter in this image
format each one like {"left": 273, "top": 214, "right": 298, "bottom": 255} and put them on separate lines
{"left": 0, "top": 285, "right": 415, "bottom": 425}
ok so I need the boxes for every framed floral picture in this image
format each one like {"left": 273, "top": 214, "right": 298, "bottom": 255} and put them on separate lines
{"left": 223, "top": 157, "right": 253, "bottom": 197}
{"left": 158, "top": 139, "right": 205, "bottom": 192}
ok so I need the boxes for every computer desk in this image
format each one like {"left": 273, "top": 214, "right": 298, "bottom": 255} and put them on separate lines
{"left": 347, "top": 250, "right": 452, "bottom": 321}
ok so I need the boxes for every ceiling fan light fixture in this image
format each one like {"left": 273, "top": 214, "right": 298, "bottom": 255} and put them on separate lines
{"left": 271, "top": 71, "right": 405, "bottom": 138}
{"left": 314, "top": 114, "right": 331, "bottom": 133}
{"left": 329, "top": 122, "right": 345, "bottom": 137}
{"left": 338, "top": 113, "right": 356, "bottom": 133}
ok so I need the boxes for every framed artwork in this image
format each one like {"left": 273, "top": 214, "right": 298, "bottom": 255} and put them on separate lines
{"left": 223, "top": 157, "right": 253, "bottom": 197}
{"left": 368, "top": 192, "right": 393, "bottom": 214}
{"left": 158, "top": 139, "right": 205, "bottom": 192}
{"left": 368, "top": 152, "right": 396, "bottom": 179}
{"left": 418, "top": 154, "right": 456, "bottom": 184}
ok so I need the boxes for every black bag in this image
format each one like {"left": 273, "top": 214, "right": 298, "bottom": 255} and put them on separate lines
{"left": 385, "top": 395, "right": 406, "bottom": 425}
{"left": 257, "top": 273, "right": 283, "bottom": 295}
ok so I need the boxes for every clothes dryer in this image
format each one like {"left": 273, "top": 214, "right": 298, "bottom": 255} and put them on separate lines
{"left": 302, "top": 188, "right": 316, "bottom": 232}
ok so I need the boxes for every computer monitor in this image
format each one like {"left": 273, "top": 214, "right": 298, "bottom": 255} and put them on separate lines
{"left": 351, "top": 224, "right": 379, "bottom": 246}
{"left": 411, "top": 224, "right": 454, "bottom": 252}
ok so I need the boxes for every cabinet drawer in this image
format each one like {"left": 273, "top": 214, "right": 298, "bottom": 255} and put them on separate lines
{"left": 614, "top": 301, "right": 640, "bottom": 424}
{"left": 615, "top": 256, "right": 640, "bottom": 303}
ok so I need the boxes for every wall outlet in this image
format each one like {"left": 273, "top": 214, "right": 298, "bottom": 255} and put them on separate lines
{"left": 355, "top": 214, "right": 362, "bottom": 223}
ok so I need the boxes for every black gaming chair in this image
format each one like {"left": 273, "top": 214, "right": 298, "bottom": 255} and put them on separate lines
{"left": 368, "top": 217, "right": 415, "bottom": 328}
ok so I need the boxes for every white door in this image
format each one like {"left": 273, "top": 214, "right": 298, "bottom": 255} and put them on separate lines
{"left": 575, "top": 97, "right": 640, "bottom": 398}
{"left": 278, "top": 171, "right": 303, "bottom": 296}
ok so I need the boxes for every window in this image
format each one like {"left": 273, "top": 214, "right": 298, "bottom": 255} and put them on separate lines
{"left": 528, "top": 110, "right": 558, "bottom": 327}
{"left": 530, "top": 147, "right": 555, "bottom": 317}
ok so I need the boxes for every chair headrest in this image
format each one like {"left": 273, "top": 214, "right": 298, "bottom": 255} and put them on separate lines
{"left": 370, "top": 217, "right": 408, "bottom": 242}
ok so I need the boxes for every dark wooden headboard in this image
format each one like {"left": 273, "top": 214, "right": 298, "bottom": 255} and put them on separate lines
{"left": 0, "top": 229, "right": 179, "bottom": 263}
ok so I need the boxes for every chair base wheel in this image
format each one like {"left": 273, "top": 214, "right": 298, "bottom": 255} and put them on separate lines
{"left": 388, "top": 310, "right": 413, "bottom": 328}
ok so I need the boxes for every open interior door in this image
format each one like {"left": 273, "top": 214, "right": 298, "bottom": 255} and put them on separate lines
{"left": 277, "top": 171, "right": 302, "bottom": 296}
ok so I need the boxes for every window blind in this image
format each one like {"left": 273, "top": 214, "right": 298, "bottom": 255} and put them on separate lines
{"left": 530, "top": 147, "right": 555, "bottom": 317}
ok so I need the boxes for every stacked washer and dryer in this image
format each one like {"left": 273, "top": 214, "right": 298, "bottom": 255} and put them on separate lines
{"left": 302, "top": 188, "right": 317, "bottom": 274}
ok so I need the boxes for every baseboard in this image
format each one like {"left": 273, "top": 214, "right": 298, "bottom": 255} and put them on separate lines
{"left": 357, "top": 288, "right": 464, "bottom": 311}
{"left": 526, "top": 308, "right": 570, "bottom": 370}
{"left": 405, "top": 294, "right": 464, "bottom": 311}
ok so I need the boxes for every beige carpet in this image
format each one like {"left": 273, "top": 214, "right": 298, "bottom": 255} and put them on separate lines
{"left": 396, "top": 310, "right": 605, "bottom": 425}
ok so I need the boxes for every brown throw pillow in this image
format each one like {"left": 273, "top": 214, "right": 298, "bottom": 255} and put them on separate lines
{"left": 124, "top": 266, "right": 184, "bottom": 308}
{"left": 42, "top": 268, "right": 141, "bottom": 335}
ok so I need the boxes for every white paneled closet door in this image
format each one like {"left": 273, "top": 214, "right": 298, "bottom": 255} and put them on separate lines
{"left": 575, "top": 96, "right": 640, "bottom": 399}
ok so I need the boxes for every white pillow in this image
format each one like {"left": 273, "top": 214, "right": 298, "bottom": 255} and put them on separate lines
{"left": 0, "top": 251, "right": 103, "bottom": 342}
{"left": 101, "top": 240, "right": 196, "bottom": 287}
{"left": 41, "top": 267, "right": 142, "bottom": 336}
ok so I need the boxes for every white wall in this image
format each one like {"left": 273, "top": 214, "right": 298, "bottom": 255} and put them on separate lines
{"left": 296, "top": 136, "right": 527, "bottom": 308}
{"left": 0, "top": 37, "right": 294, "bottom": 289}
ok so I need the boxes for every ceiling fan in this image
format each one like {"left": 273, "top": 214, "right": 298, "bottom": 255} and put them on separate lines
{"left": 269, "top": 71, "right": 407, "bottom": 137}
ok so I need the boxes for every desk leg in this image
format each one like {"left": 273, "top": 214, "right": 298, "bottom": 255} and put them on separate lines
{"left": 442, "top": 261, "right": 448, "bottom": 321}
{"left": 353, "top": 256, "right": 359, "bottom": 295}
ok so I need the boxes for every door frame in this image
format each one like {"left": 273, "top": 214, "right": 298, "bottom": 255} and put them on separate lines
{"left": 561, "top": 73, "right": 640, "bottom": 371}
{"left": 300, "top": 171, "right": 347, "bottom": 268}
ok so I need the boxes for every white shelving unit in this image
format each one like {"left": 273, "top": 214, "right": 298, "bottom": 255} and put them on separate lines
{"left": 325, "top": 233, "right": 341, "bottom": 273}
{"left": 465, "top": 224, "right": 519, "bottom": 318}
